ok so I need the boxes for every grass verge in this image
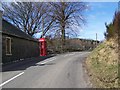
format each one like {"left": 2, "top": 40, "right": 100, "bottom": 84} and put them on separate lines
{"left": 86, "top": 39, "right": 119, "bottom": 88}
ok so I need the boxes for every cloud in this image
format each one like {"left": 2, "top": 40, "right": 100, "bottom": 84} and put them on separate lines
{"left": 87, "top": 14, "right": 96, "bottom": 20}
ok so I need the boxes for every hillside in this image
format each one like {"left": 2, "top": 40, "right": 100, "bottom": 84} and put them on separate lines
{"left": 85, "top": 11, "right": 120, "bottom": 88}
{"left": 86, "top": 39, "right": 118, "bottom": 88}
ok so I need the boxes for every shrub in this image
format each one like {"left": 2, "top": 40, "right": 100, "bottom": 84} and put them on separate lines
{"left": 104, "top": 11, "right": 120, "bottom": 40}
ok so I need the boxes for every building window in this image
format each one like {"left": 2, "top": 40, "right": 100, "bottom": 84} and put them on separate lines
{"left": 6, "top": 37, "right": 12, "bottom": 55}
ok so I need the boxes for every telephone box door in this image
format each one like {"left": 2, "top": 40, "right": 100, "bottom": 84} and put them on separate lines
{"left": 39, "top": 38, "right": 47, "bottom": 56}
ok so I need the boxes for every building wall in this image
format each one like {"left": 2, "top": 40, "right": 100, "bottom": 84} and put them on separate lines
{"left": 0, "top": 11, "right": 2, "bottom": 31}
{"left": 0, "top": 11, "right": 2, "bottom": 64}
{"left": 2, "top": 34, "right": 40, "bottom": 64}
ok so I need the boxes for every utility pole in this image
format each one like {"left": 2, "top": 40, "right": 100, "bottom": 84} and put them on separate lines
{"left": 96, "top": 33, "right": 97, "bottom": 46}
{"left": 42, "top": 17, "right": 44, "bottom": 38}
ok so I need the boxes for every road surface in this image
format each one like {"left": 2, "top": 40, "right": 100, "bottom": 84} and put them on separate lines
{"left": 1, "top": 52, "right": 92, "bottom": 88}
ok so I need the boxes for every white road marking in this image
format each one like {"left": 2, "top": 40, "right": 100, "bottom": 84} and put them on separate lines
{"left": 64, "top": 53, "right": 75, "bottom": 57}
{"left": 63, "top": 54, "right": 68, "bottom": 57}
{"left": 39, "top": 57, "right": 56, "bottom": 64}
{"left": 0, "top": 72, "right": 24, "bottom": 87}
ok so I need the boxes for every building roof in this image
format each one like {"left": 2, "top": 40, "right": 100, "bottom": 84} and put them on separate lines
{"left": 2, "top": 19, "right": 38, "bottom": 42}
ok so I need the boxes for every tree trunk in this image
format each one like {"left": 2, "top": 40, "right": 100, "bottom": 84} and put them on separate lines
{"left": 61, "top": 25, "right": 65, "bottom": 53}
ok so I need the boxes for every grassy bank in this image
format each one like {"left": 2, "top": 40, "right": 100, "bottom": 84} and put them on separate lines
{"left": 86, "top": 39, "right": 119, "bottom": 88}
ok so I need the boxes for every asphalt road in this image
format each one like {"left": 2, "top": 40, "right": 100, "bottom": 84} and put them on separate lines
{"left": 1, "top": 52, "right": 92, "bottom": 88}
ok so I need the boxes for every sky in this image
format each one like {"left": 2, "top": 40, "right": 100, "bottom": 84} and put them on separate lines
{"left": 78, "top": 2, "right": 118, "bottom": 41}
{"left": 34, "top": 1, "right": 118, "bottom": 41}
{"left": 0, "top": 1, "right": 119, "bottom": 41}
{"left": 1, "top": 0, "right": 120, "bottom": 2}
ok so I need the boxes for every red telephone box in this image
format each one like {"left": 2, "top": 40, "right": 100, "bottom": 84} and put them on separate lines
{"left": 39, "top": 38, "right": 47, "bottom": 56}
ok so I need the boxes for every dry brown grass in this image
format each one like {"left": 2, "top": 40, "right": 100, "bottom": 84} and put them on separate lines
{"left": 86, "top": 39, "right": 119, "bottom": 88}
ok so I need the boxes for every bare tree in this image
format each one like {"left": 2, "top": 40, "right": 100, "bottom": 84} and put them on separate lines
{"left": 49, "top": 2, "right": 87, "bottom": 52}
{"left": 2, "top": 2, "right": 54, "bottom": 37}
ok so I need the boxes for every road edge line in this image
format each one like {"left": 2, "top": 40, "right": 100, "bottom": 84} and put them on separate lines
{"left": 0, "top": 72, "right": 24, "bottom": 87}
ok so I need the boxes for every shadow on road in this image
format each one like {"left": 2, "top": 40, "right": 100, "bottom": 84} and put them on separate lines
{"left": 2, "top": 54, "right": 56, "bottom": 72}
